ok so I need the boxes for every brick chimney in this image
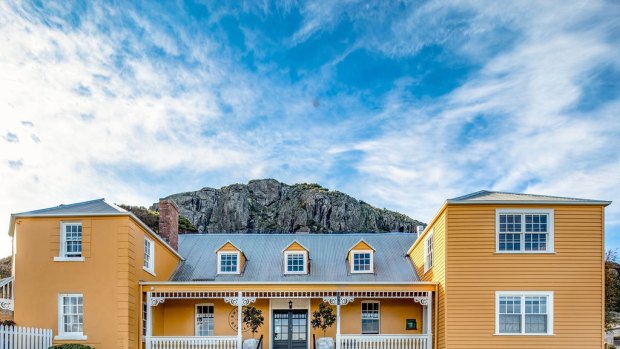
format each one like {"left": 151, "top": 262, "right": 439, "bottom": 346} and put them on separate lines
{"left": 158, "top": 199, "right": 179, "bottom": 250}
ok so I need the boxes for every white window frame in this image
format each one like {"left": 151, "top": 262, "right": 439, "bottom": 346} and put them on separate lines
{"left": 195, "top": 303, "right": 215, "bottom": 336}
{"left": 424, "top": 230, "right": 434, "bottom": 273}
{"left": 496, "top": 209, "right": 554, "bottom": 253}
{"left": 351, "top": 250, "right": 374, "bottom": 274}
{"left": 495, "top": 291, "right": 554, "bottom": 336}
{"left": 217, "top": 251, "right": 241, "bottom": 274}
{"left": 142, "top": 301, "right": 147, "bottom": 341}
{"left": 143, "top": 237, "right": 156, "bottom": 276}
{"left": 361, "top": 300, "right": 381, "bottom": 334}
{"left": 55, "top": 293, "right": 87, "bottom": 340}
{"left": 284, "top": 251, "right": 308, "bottom": 274}
{"left": 54, "top": 222, "right": 85, "bottom": 262}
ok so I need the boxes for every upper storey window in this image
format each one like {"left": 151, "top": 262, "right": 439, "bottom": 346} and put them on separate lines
{"left": 424, "top": 230, "right": 434, "bottom": 273}
{"left": 496, "top": 209, "right": 554, "bottom": 253}
{"left": 285, "top": 251, "right": 307, "bottom": 274}
{"left": 215, "top": 241, "right": 244, "bottom": 275}
{"left": 352, "top": 251, "right": 373, "bottom": 272}
{"left": 349, "top": 239, "right": 376, "bottom": 274}
{"left": 55, "top": 222, "right": 84, "bottom": 262}
{"left": 143, "top": 237, "right": 155, "bottom": 275}
{"left": 218, "top": 251, "right": 240, "bottom": 274}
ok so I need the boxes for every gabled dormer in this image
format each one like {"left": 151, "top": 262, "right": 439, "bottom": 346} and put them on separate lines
{"left": 215, "top": 241, "right": 245, "bottom": 275}
{"left": 282, "top": 240, "right": 309, "bottom": 275}
{"left": 347, "top": 239, "right": 376, "bottom": 274}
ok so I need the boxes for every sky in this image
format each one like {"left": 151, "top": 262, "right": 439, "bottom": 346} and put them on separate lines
{"left": 0, "top": 0, "right": 619, "bottom": 258}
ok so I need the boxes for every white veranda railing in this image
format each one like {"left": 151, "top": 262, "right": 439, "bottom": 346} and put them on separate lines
{"left": 339, "top": 334, "right": 431, "bottom": 349}
{"left": 145, "top": 336, "right": 239, "bottom": 349}
{"left": 0, "top": 325, "right": 53, "bottom": 349}
{"left": 0, "top": 277, "right": 13, "bottom": 311}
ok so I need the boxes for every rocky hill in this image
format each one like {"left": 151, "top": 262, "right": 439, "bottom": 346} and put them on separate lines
{"left": 152, "top": 179, "right": 423, "bottom": 234}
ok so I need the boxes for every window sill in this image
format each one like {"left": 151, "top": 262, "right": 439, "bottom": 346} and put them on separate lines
{"left": 494, "top": 251, "right": 555, "bottom": 255}
{"left": 55, "top": 334, "right": 88, "bottom": 340}
{"left": 143, "top": 266, "right": 156, "bottom": 276}
{"left": 494, "top": 333, "right": 554, "bottom": 336}
{"left": 54, "top": 256, "right": 85, "bottom": 262}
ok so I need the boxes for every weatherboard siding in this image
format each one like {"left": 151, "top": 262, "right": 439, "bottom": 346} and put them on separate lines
{"left": 445, "top": 204, "right": 604, "bottom": 349}
{"left": 410, "top": 208, "right": 447, "bottom": 349}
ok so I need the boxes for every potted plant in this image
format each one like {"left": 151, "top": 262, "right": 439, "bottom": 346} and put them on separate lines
{"left": 311, "top": 302, "right": 337, "bottom": 349}
{"left": 242, "top": 305, "right": 264, "bottom": 349}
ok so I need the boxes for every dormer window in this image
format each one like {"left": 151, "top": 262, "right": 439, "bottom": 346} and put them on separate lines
{"left": 348, "top": 239, "right": 376, "bottom": 274}
{"left": 352, "top": 251, "right": 373, "bottom": 273}
{"left": 285, "top": 251, "right": 307, "bottom": 274}
{"left": 282, "top": 241, "right": 310, "bottom": 275}
{"left": 217, "top": 252, "right": 240, "bottom": 274}
{"left": 215, "top": 241, "right": 245, "bottom": 275}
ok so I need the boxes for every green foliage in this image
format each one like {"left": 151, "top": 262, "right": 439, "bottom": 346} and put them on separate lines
{"left": 118, "top": 204, "right": 198, "bottom": 233}
{"left": 0, "top": 320, "right": 15, "bottom": 326}
{"left": 606, "top": 345, "right": 617, "bottom": 349}
{"left": 178, "top": 215, "right": 198, "bottom": 233}
{"left": 49, "top": 345, "right": 94, "bottom": 349}
{"left": 0, "top": 256, "right": 11, "bottom": 278}
{"left": 606, "top": 250, "right": 620, "bottom": 329}
{"left": 242, "top": 305, "right": 265, "bottom": 337}
{"left": 311, "top": 302, "right": 336, "bottom": 335}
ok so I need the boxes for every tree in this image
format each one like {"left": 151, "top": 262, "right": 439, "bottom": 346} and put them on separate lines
{"left": 606, "top": 250, "right": 620, "bottom": 330}
{"left": 311, "top": 302, "right": 336, "bottom": 336}
{"left": 242, "top": 306, "right": 264, "bottom": 338}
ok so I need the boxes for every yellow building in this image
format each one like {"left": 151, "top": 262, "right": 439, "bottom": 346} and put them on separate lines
{"left": 1, "top": 191, "right": 611, "bottom": 349}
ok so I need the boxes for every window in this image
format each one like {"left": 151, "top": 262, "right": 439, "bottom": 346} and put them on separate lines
{"left": 424, "top": 231, "right": 434, "bottom": 272}
{"left": 497, "top": 209, "right": 554, "bottom": 253}
{"left": 143, "top": 237, "right": 155, "bottom": 275}
{"left": 351, "top": 251, "right": 373, "bottom": 273}
{"left": 55, "top": 222, "right": 83, "bottom": 261}
{"left": 361, "top": 301, "right": 380, "bottom": 334}
{"left": 195, "top": 304, "right": 214, "bottom": 336}
{"left": 142, "top": 302, "right": 147, "bottom": 339}
{"left": 496, "top": 292, "right": 553, "bottom": 335}
{"left": 218, "top": 252, "right": 240, "bottom": 274}
{"left": 56, "top": 294, "right": 86, "bottom": 340}
{"left": 285, "top": 251, "right": 307, "bottom": 274}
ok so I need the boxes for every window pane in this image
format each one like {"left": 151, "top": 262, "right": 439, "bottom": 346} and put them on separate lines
{"left": 499, "top": 233, "right": 521, "bottom": 251}
{"left": 499, "top": 314, "right": 521, "bottom": 333}
{"left": 287, "top": 253, "right": 305, "bottom": 272}
{"left": 353, "top": 253, "right": 371, "bottom": 271}
{"left": 499, "top": 215, "right": 521, "bottom": 233}
{"left": 61, "top": 295, "right": 83, "bottom": 334}
{"left": 196, "top": 305, "right": 214, "bottom": 336}
{"left": 525, "top": 315, "right": 547, "bottom": 333}
{"left": 219, "top": 254, "right": 238, "bottom": 272}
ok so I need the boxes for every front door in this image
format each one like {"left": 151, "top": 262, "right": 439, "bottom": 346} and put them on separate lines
{"left": 273, "top": 310, "right": 308, "bottom": 349}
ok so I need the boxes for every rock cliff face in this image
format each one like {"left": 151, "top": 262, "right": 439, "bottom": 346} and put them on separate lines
{"left": 153, "top": 179, "right": 423, "bottom": 234}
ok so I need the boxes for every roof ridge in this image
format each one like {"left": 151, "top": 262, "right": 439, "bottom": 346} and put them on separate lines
{"left": 14, "top": 198, "right": 108, "bottom": 215}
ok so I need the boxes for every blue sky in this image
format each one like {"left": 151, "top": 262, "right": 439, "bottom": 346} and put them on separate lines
{"left": 1, "top": 0, "right": 619, "bottom": 257}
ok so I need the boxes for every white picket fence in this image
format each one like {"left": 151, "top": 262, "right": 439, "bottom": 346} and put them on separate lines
{"left": 145, "top": 336, "right": 238, "bottom": 349}
{"left": 0, "top": 325, "right": 52, "bottom": 349}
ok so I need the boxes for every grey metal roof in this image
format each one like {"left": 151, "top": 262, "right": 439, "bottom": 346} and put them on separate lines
{"left": 172, "top": 233, "right": 420, "bottom": 283}
{"left": 447, "top": 190, "right": 611, "bottom": 206}
{"left": 12, "top": 198, "right": 127, "bottom": 216}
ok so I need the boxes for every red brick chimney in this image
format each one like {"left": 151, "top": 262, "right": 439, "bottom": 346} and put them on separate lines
{"left": 158, "top": 199, "right": 179, "bottom": 250}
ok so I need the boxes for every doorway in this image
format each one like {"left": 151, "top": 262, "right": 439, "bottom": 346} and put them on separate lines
{"left": 272, "top": 310, "right": 308, "bottom": 349}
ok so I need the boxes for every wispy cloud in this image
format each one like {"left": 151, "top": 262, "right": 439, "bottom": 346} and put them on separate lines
{"left": 0, "top": 0, "right": 618, "bottom": 258}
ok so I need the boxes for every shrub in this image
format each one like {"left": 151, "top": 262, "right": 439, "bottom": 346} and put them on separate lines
{"left": 242, "top": 305, "right": 264, "bottom": 338}
{"left": 49, "top": 345, "right": 94, "bottom": 349}
{"left": 0, "top": 320, "right": 15, "bottom": 326}
{"left": 311, "top": 301, "right": 336, "bottom": 336}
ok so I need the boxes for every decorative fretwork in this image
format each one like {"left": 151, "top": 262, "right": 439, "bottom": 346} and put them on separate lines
{"left": 223, "top": 296, "right": 256, "bottom": 307}
{"left": 0, "top": 299, "right": 13, "bottom": 311}
{"left": 413, "top": 292, "right": 432, "bottom": 306}
{"left": 322, "top": 296, "right": 355, "bottom": 306}
{"left": 149, "top": 297, "right": 165, "bottom": 307}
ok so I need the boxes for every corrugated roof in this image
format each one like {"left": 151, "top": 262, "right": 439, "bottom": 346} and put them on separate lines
{"left": 12, "top": 198, "right": 127, "bottom": 216}
{"left": 172, "top": 233, "right": 419, "bottom": 283}
{"left": 447, "top": 190, "right": 611, "bottom": 206}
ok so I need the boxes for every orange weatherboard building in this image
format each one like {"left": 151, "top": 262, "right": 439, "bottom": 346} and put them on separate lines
{"left": 1, "top": 191, "right": 611, "bottom": 349}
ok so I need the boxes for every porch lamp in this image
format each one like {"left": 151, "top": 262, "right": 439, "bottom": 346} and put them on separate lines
{"left": 288, "top": 300, "right": 293, "bottom": 309}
